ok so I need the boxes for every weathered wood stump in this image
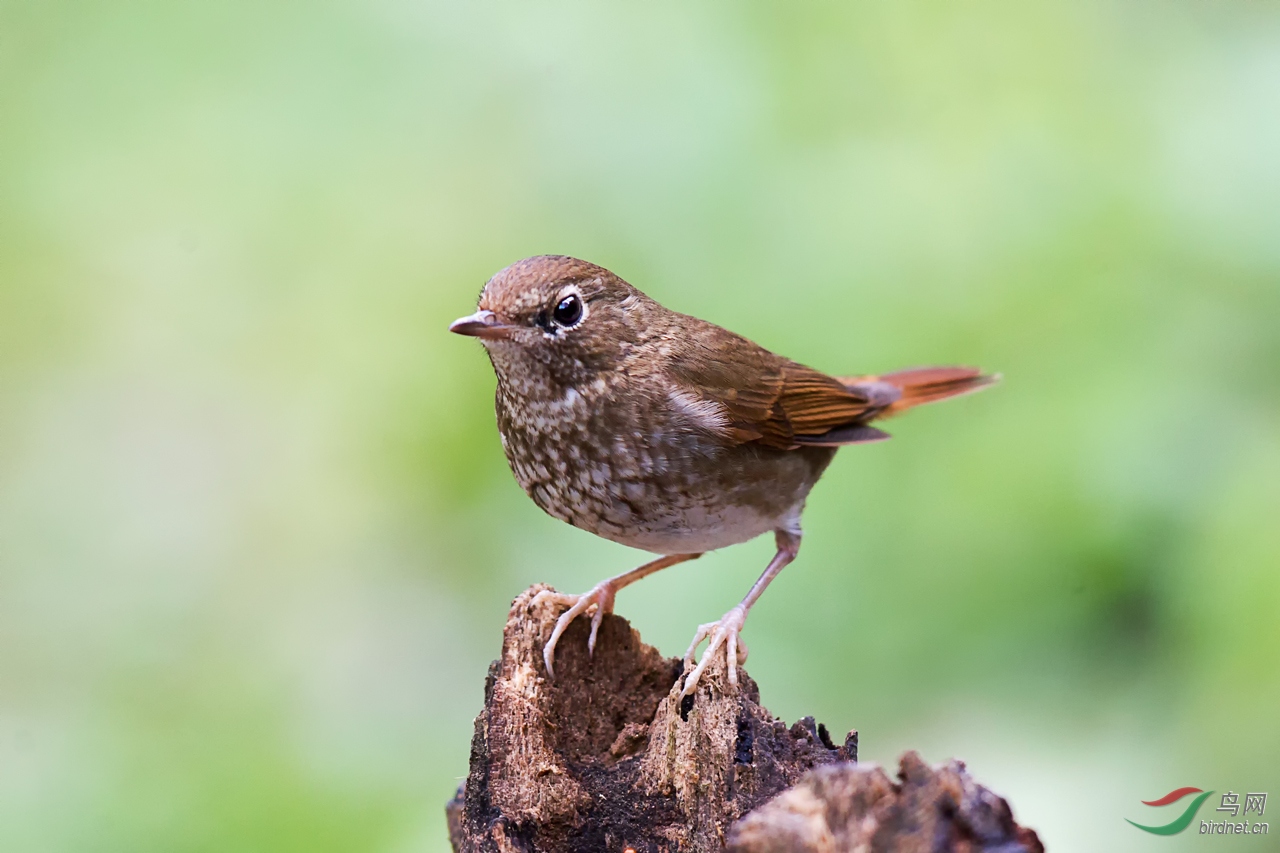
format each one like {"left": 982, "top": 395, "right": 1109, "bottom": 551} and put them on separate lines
{"left": 448, "top": 586, "right": 1043, "bottom": 853}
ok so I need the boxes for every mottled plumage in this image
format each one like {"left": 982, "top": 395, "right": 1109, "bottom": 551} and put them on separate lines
{"left": 451, "top": 255, "right": 995, "bottom": 695}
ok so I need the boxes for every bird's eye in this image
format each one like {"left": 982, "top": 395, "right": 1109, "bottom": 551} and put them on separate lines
{"left": 552, "top": 294, "right": 583, "bottom": 328}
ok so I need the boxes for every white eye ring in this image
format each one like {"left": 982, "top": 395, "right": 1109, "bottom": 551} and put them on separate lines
{"left": 549, "top": 288, "right": 587, "bottom": 330}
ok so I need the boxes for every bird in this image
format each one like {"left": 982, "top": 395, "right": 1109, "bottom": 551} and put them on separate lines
{"left": 449, "top": 255, "right": 995, "bottom": 697}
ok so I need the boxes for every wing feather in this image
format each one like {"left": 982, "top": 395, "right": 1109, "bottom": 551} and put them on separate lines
{"left": 665, "top": 320, "right": 885, "bottom": 449}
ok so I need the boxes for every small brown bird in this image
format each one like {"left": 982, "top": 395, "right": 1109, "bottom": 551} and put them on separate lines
{"left": 450, "top": 256, "right": 995, "bottom": 696}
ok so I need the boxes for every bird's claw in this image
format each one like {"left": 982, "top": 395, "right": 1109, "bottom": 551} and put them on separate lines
{"left": 681, "top": 605, "right": 749, "bottom": 697}
{"left": 531, "top": 583, "right": 617, "bottom": 678}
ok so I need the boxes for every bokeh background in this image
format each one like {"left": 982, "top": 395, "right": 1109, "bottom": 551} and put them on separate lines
{"left": 3, "top": 1, "right": 1278, "bottom": 850}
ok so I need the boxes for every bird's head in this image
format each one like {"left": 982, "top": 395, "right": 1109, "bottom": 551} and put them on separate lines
{"left": 450, "top": 255, "right": 650, "bottom": 394}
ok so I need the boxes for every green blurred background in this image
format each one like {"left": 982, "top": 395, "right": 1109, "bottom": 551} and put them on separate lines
{"left": 2, "top": 1, "right": 1278, "bottom": 850}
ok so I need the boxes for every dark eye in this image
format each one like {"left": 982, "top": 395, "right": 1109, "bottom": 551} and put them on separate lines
{"left": 552, "top": 294, "right": 583, "bottom": 327}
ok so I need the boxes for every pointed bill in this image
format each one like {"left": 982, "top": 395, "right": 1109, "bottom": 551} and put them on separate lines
{"left": 449, "top": 309, "right": 515, "bottom": 340}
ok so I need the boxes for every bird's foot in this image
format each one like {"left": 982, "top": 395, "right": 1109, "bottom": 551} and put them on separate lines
{"left": 681, "top": 604, "right": 750, "bottom": 697}
{"left": 531, "top": 581, "right": 619, "bottom": 678}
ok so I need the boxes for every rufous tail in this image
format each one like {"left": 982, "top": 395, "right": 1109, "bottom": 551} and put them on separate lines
{"left": 841, "top": 366, "right": 998, "bottom": 419}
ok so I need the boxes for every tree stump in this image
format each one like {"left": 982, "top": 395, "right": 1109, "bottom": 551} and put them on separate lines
{"left": 447, "top": 586, "right": 1043, "bottom": 853}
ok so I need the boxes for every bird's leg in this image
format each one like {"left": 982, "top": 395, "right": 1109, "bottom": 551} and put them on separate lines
{"left": 533, "top": 552, "right": 702, "bottom": 678}
{"left": 681, "top": 529, "right": 800, "bottom": 697}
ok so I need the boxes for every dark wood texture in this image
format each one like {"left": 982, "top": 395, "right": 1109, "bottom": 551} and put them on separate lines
{"left": 448, "top": 586, "right": 1043, "bottom": 853}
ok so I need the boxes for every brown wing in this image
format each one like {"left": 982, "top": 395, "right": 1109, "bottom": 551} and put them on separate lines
{"left": 665, "top": 319, "right": 888, "bottom": 450}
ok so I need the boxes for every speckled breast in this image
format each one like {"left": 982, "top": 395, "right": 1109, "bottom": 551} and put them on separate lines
{"left": 493, "top": 385, "right": 831, "bottom": 555}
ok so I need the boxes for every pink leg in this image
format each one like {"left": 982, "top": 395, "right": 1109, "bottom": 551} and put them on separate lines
{"left": 681, "top": 529, "right": 800, "bottom": 697}
{"left": 533, "top": 552, "right": 702, "bottom": 678}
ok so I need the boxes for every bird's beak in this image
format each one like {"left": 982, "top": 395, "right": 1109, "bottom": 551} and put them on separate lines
{"left": 449, "top": 309, "right": 515, "bottom": 340}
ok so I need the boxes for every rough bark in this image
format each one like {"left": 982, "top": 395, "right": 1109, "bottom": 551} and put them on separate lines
{"left": 728, "top": 753, "right": 1046, "bottom": 853}
{"left": 448, "top": 585, "right": 1043, "bottom": 853}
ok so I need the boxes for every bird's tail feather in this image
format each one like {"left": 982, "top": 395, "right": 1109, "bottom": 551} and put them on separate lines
{"left": 840, "top": 366, "right": 998, "bottom": 420}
